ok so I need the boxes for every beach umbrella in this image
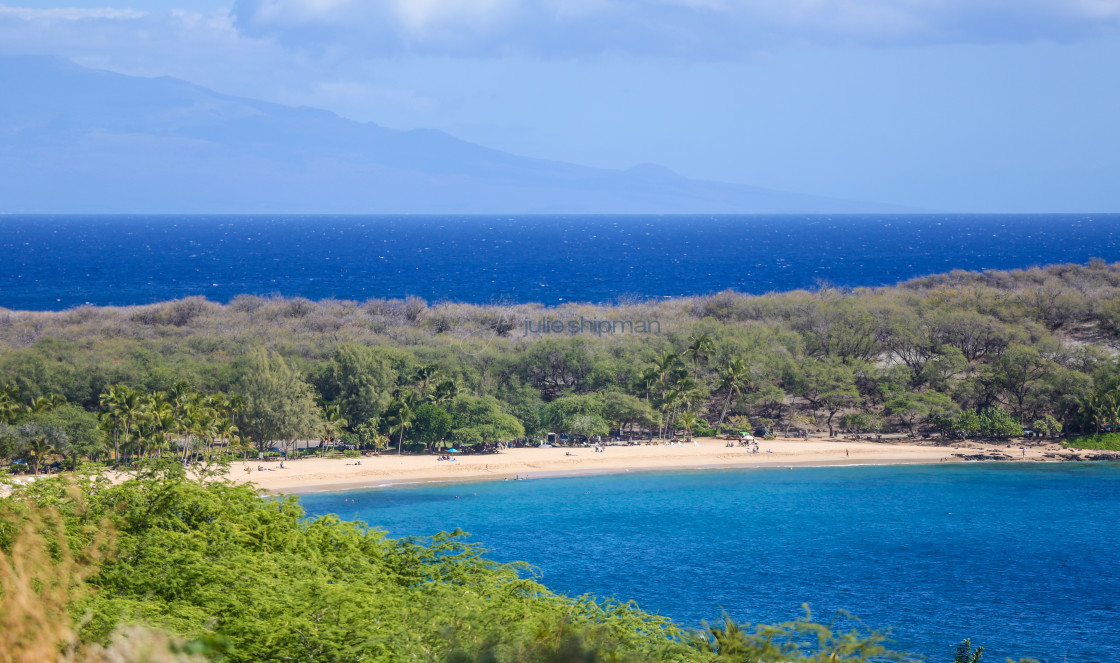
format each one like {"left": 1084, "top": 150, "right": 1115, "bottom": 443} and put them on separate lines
{"left": 447, "top": 448, "right": 460, "bottom": 453}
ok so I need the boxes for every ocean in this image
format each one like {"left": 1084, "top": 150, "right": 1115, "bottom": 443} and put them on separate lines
{"left": 2, "top": 213, "right": 1120, "bottom": 310}
{"left": 298, "top": 464, "right": 1120, "bottom": 663}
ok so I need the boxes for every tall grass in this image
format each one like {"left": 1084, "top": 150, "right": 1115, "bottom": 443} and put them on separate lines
{"left": 0, "top": 485, "right": 201, "bottom": 663}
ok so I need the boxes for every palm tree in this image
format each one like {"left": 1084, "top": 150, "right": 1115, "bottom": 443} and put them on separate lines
{"left": 716, "top": 358, "right": 749, "bottom": 427}
{"left": 320, "top": 402, "right": 348, "bottom": 456}
{"left": 26, "top": 436, "right": 55, "bottom": 475}
{"left": 387, "top": 391, "right": 419, "bottom": 455}
{"left": 431, "top": 379, "right": 461, "bottom": 405}
{"left": 659, "top": 389, "right": 680, "bottom": 438}
{"left": 678, "top": 412, "right": 699, "bottom": 442}
{"left": 653, "top": 351, "right": 681, "bottom": 383}
{"left": 0, "top": 387, "right": 20, "bottom": 424}
{"left": 28, "top": 394, "right": 66, "bottom": 414}
{"left": 635, "top": 367, "right": 660, "bottom": 403}
{"left": 101, "top": 385, "right": 142, "bottom": 464}
{"left": 414, "top": 364, "right": 442, "bottom": 400}
{"left": 686, "top": 334, "right": 715, "bottom": 366}
{"left": 215, "top": 418, "right": 240, "bottom": 459}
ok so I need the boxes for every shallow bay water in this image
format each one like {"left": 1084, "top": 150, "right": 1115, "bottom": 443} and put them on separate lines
{"left": 299, "top": 463, "right": 1120, "bottom": 663}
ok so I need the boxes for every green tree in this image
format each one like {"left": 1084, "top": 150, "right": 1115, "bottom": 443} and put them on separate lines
{"left": 321, "top": 344, "right": 396, "bottom": 433}
{"left": 16, "top": 422, "right": 66, "bottom": 474}
{"left": 386, "top": 391, "right": 420, "bottom": 454}
{"left": 543, "top": 394, "right": 606, "bottom": 442}
{"left": 1031, "top": 414, "right": 1062, "bottom": 437}
{"left": 448, "top": 395, "right": 524, "bottom": 446}
{"left": 99, "top": 384, "right": 142, "bottom": 463}
{"left": 319, "top": 402, "right": 348, "bottom": 456}
{"left": 715, "top": 358, "right": 749, "bottom": 426}
{"left": 412, "top": 403, "right": 453, "bottom": 451}
{"left": 600, "top": 391, "right": 656, "bottom": 438}
{"left": 677, "top": 412, "right": 699, "bottom": 441}
{"left": 26, "top": 403, "right": 106, "bottom": 465}
{"left": 977, "top": 406, "right": 1023, "bottom": 439}
{"left": 686, "top": 333, "right": 715, "bottom": 366}
{"left": 992, "top": 344, "right": 1050, "bottom": 422}
{"left": 798, "top": 358, "right": 860, "bottom": 437}
{"left": 235, "top": 348, "right": 322, "bottom": 454}
{"left": 884, "top": 390, "right": 957, "bottom": 435}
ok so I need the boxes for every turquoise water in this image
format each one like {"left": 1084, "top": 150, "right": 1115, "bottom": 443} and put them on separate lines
{"left": 298, "top": 463, "right": 1120, "bottom": 663}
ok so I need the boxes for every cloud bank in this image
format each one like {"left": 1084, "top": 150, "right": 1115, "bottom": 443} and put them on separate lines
{"left": 2, "top": 0, "right": 1118, "bottom": 68}
{"left": 231, "top": 0, "right": 1120, "bottom": 57}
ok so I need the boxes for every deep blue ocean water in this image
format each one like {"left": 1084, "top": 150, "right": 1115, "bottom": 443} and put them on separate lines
{"left": 298, "top": 464, "right": 1120, "bottom": 663}
{"left": 2, "top": 214, "right": 1120, "bottom": 310}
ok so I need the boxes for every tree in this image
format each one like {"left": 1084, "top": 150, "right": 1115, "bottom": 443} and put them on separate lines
{"left": 954, "top": 639, "right": 984, "bottom": 663}
{"left": 686, "top": 333, "right": 714, "bottom": 366}
{"left": 1032, "top": 414, "right": 1062, "bottom": 437}
{"left": 0, "top": 384, "right": 22, "bottom": 424}
{"left": 516, "top": 338, "right": 597, "bottom": 399}
{"left": 977, "top": 406, "right": 1023, "bottom": 439}
{"left": 411, "top": 403, "right": 453, "bottom": 451}
{"left": 386, "top": 391, "right": 419, "bottom": 454}
{"left": 448, "top": 395, "right": 524, "bottom": 446}
{"left": 413, "top": 364, "right": 442, "bottom": 400}
{"left": 16, "top": 422, "right": 66, "bottom": 474}
{"left": 600, "top": 392, "right": 656, "bottom": 437}
{"left": 321, "top": 344, "right": 396, "bottom": 433}
{"left": 235, "top": 348, "right": 322, "bottom": 454}
{"left": 992, "top": 344, "right": 1050, "bottom": 422}
{"left": 319, "top": 402, "right": 348, "bottom": 456}
{"left": 543, "top": 394, "right": 605, "bottom": 442}
{"left": 100, "top": 385, "right": 142, "bottom": 463}
{"left": 25, "top": 404, "right": 106, "bottom": 465}
{"left": 430, "top": 379, "right": 462, "bottom": 406}
{"left": 353, "top": 419, "right": 382, "bottom": 453}
{"left": 677, "top": 412, "right": 699, "bottom": 441}
{"left": 716, "top": 358, "right": 749, "bottom": 426}
{"left": 798, "top": 358, "right": 860, "bottom": 437}
{"left": 884, "top": 390, "right": 957, "bottom": 435}
{"left": 838, "top": 412, "right": 882, "bottom": 434}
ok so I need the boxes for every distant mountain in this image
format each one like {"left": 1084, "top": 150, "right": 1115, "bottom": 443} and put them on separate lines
{"left": 0, "top": 56, "right": 906, "bottom": 214}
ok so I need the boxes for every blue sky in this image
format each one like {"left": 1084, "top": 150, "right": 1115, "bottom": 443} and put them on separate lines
{"left": 2, "top": 0, "right": 1119, "bottom": 211}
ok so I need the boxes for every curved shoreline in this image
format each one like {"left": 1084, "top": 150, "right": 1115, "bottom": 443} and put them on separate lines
{"left": 227, "top": 437, "right": 1087, "bottom": 495}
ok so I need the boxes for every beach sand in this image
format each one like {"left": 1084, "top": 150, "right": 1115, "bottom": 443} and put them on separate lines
{"left": 225, "top": 436, "right": 1076, "bottom": 494}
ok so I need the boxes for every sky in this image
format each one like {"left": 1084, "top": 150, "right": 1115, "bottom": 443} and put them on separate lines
{"left": 2, "top": 0, "right": 1119, "bottom": 212}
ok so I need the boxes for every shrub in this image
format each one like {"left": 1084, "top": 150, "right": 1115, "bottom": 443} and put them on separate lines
{"left": 1063, "top": 433, "right": 1120, "bottom": 451}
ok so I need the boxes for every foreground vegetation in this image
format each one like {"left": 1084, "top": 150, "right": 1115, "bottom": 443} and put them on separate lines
{"left": 5, "top": 260, "right": 1120, "bottom": 468}
{"left": 1, "top": 467, "right": 1039, "bottom": 662}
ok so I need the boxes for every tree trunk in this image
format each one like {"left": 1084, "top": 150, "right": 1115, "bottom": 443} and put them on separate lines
{"left": 717, "top": 391, "right": 733, "bottom": 426}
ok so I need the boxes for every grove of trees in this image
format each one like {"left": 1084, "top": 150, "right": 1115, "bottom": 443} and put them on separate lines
{"left": 6, "top": 261, "right": 1120, "bottom": 468}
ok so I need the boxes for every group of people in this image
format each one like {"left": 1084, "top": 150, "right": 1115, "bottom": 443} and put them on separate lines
{"left": 436, "top": 454, "right": 457, "bottom": 462}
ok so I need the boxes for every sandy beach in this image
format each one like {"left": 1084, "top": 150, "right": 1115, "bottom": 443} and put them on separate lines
{"left": 225, "top": 436, "right": 1083, "bottom": 494}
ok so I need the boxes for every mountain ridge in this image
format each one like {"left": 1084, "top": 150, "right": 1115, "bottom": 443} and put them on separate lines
{"left": 0, "top": 55, "right": 912, "bottom": 214}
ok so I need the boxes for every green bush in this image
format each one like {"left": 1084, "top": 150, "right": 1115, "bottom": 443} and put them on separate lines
{"left": 1063, "top": 433, "right": 1120, "bottom": 450}
{"left": 2, "top": 465, "right": 696, "bottom": 663}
